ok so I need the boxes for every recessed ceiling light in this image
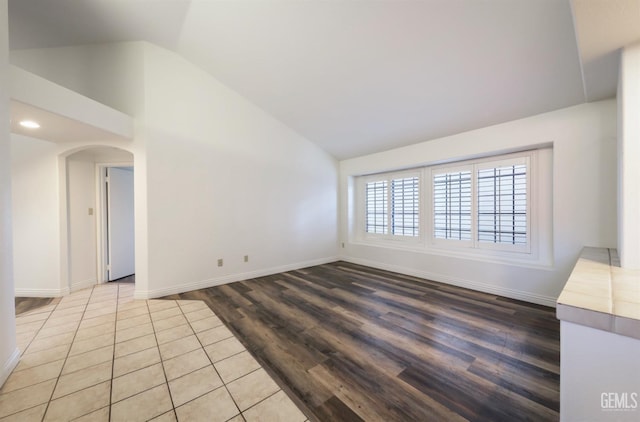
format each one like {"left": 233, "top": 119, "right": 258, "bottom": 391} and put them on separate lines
{"left": 19, "top": 120, "right": 40, "bottom": 129}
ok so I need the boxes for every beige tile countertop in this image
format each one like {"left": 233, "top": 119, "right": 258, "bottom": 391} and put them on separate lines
{"left": 557, "top": 247, "right": 640, "bottom": 340}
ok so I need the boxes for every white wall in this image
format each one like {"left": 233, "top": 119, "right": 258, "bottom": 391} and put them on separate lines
{"left": 68, "top": 148, "right": 134, "bottom": 288}
{"left": 10, "top": 66, "right": 133, "bottom": 141}
{"left": 67, "top": 158, "right": 97, "bottom": 290}
{"left": 340, "top": 100, "right": 617, "bottom": 306}
{"left": 11, "top": 135, "right": 61, "bottom": 296}
{"left": 11, "top": 141, "right": 136, "bottom": 296}
{"left": 618, "top": 42, "right": 640, "bottom": 269}
{"left": 10, "top": 44, "right": 147, "bottom": 293}
{"left": 11, "top": 43, "right": 146, "bottom": 117}
{"left": 9, "top": 43, "right": 146, "bottom": 296}
{"left": 140, "top": 43, "right": 338, "bottom": 297}
{"left": 0, "top": 0, "right": 18, "bottom": 388}
{"left": 9, "top": 42, "right": 338, "bottom": 299}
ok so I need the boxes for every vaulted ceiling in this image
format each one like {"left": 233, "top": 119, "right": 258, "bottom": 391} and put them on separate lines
{"left": 7, "top": 0, "right": 640, "bottom": 159}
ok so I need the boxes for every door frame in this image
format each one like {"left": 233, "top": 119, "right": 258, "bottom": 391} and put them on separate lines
{"left": 96, "top": 162, "right": 134, "bottom": 283}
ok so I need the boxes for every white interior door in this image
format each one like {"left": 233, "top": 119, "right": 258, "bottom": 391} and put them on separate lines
{"left": 107, "top": 167, "right": 135, "bottom": 281}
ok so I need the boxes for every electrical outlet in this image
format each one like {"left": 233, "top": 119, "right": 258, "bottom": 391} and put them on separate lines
{"left": 217, "top": 259, "right": 223, "bottom": 267}
{"left": 88, "top": 208, "right": 94, "bottom": 216}
{"left": 341, "top": 242, "right": 345, "bottom": 248}
{"left": 244, "top": 255, "right": 249, "bottom": 263}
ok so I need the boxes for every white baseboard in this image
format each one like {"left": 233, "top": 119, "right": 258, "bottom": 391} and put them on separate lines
{"left": 71, "top": 278, "right": 97, "bottom": 293}
{"left": 0, "top": 347, "right": 20, "bottom": 388}
{"left": 340, "top": 256, "right": 557, "bottom": 308}
{"left": 134, "top": 256, "right": 340, "bottom": 300}
{"left": 14, "top": 286, "right": 69, "bottom": 297}
{"left": 15, "top": 256, "right": 555, "bottom": 307}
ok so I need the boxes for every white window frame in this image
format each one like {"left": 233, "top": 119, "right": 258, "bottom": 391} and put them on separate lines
{"left": 431, "top": 164, "right": 474, "bottom": 248}
{"left": 475, "top": 155, "right": 530, "bottom": 253}
{"left": 352, "top": 149, "right": 548, "bottom": 266}
{"left": 427, "top": 151, "right": 533, "bottom": 254}
{"left": 358, "top": 170, "right": 423, "bottom": 243}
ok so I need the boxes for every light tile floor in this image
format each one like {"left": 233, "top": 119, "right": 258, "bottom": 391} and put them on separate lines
{"left": 1, "top": 283, "right": 309, "bottom": 422}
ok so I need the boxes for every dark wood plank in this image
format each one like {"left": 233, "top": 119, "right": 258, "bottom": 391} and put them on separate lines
{"left": 313, "top": 396, "right": 365, "bottom": 422}
{"left": 14, "top": 297, "right": 56, "bottom": 315}
{"left": 163, "top": 261, "right": 560, "bottom": 421}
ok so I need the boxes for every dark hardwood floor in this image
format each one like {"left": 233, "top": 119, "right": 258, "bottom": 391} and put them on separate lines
{"left": 14, "top": 296, "right": 57, "bottom": 315}
{"left": 163, "top": 261, "right": 560, "bottom": 422}
{"left": 112, "top": 274, "right": 135, "bottom": 284}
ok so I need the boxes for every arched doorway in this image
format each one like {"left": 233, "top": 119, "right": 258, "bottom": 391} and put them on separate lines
{"left": 60, "top": 146, "right": 134, "bottom": 292}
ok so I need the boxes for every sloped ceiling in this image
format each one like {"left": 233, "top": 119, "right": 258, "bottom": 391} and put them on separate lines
{"left": 7, "top": 0, "right": 637, "bottom": 159}
{"left": 571, "top": 0, "right": 640, "bottom": 101}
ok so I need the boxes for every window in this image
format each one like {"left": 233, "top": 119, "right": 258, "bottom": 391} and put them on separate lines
{"left": 477, "top": 163, "right": 527, "bottom": 246}
{"left": 365, "top": 174, "right": 420, "bottom": 238}
{"left": 391, "top": 177, "right": 420, "bottom": 236}
{"left": 431, "top": 154, "right": 530, "bottom": 252}
{"left": 433, "top": 169, "right": 471, "bottom": 241}
{"left": 355, "top": 150, "right": 538, "bottom": 259}
{"left": 365, "top": 180, "right": 388, "bottom": 234}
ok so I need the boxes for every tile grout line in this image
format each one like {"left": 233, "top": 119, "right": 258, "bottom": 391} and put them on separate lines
{"left": 148, "top": 321, "right": 251, "bottom": 407}
{"left": 218, "top": 365, "right": 261, "bottom": 386}
{"left": 40, "top": 287, "right": 95, "bottom": 421}
{"left": 12, "top": 298, "right": 61, "bottom": 370}
{"left": 3, "top": 300, "right": 60, "bottom": 420}
{"left": 69, "top": 285, "right": 119, "bottom": 420}
{"left": 108, "top": 283, "right": 121, "bottom": 422}
{"left": 5, "top": 289, "right": 302, "bottom": 421}
{"left": 202, "top": 301, "right": 310, "bottom": 422}
{"left": 3, "top": 285, "right": 121, "bottom": 420}
{"left": 194, "top": 289, "right": 311, "bottom": 422}
{"left": 180, "top": 301, "right": 252, "bottom": 421}
{"left": 175, "top": 301, "right": 234, "bottom": 418}
{"left": 61, "top": 285, "right": 120, "bottom": 420}
{"left": 148, "top": 299, "right": 179, "bottom": 421}
{"left": 177, "top": 300, "right": 244, "bottom": 420}
{"left": 106, "top": 290, "right": 164, "bottom": 406}
{"left": 12, "top": 317, "right": 49, "bottom": 365}
{"left": 240, "top": 387, "right": 282, "bottom": 416}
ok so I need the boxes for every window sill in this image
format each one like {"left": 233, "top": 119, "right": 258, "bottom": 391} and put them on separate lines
{"left": 349, "top": 239, "right": 554, "bottom": 270}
